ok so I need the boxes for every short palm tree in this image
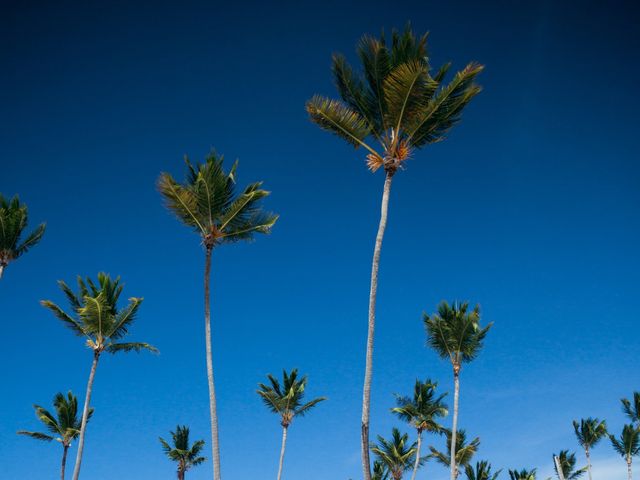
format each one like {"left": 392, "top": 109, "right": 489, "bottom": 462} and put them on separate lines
{"left": 610, "top": 424, "right": 640, "bottom": 480}
{"left": 306, "top": 27, "right": 483, "bottom": 480}
{"left": 622, "top": 393, "right": 640, "bottom": 425}
{"left": 429, "top": 429, "right": 480, "bottom": 478}
{"left": 553, "top": 450, "right": 586, "bottom": 480}
{"left": 159, "top": 152, "right": 277, "bottom": 480}
{"left": 0, "top": 194, "right": 45, "bottom": 279}
{"left": 573, "top": 418, "right": 607, "bottom": 480}
{"left": 373, "top": 460, "right": 390, "bottom": 480}
{"left": 392, "top": 379, "right": 448, "bottom": 480}
{"left": 465, "top": 461, "right": 501, "bottom": 480}
{"left": 371, "top": 428, "right": 419, "bottom": 480}
{"left": 508, "top": 469, "right": 536, "bottom": 480}
{"left": 159, "top": 425, "right": 206, "bottom": 480}
{"left": 41, "top": 273, "right": 157, "bottom": 480}
{"left": 257, "top": 369, "right": 326, "bottom": 480}
{"left": 17, "top": 391, "right": 92, "bottom": 480}
{"left": 424, "top": 301, "right": 492, "bottom": 480}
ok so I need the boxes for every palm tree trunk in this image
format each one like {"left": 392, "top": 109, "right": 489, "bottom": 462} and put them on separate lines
{"left": 0, "top": 264, "right": 4, "bottom": 279}
{"left": 61, "top": 444, "right": 69, "bottom": 480}
{"left": 204, "top": 246, "right": 222, "bottom": 480}
{"left": 276, "top": 425, "right": 288, "bottom": 480}
{"left": 628, "top": 457, "right": 632, "bottom": 480}
{"left": 410, "top": 431, "right": 422, "bottom": 480}
{"left": 178, "top": 466, "right": 185, "bottom": 480}
{"left": 361, "top": 172, "right": 393, "bottom": 480}
{"left": 71, "top": 351, "right": 100, "bottom": 480}
{"left": 585, "top": 447, "right": 592, "bottom": 480}
{"left": 450, "top": 369, "right": 460, "bottom": 480}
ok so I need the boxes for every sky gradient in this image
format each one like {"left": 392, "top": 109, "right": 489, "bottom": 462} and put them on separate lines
{"left": 1, "top": 1, "right": 639, "bottom": 479}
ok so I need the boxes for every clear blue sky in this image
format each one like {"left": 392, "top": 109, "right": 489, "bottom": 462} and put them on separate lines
{"left": 1, "top": 1, "right": 638, "bottom": 479}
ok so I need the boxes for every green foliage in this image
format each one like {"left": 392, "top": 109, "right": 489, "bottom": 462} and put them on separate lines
{"left": 553, "top": 450, "right": 586, "bottom": 480}
{"left": 0, "top": 193, "right": 45, "bottom": 271}
{"left": 429, "top": 429, "right": 480, "bottom": 469}
{"left": 372, "top": 460, "right": 390, "bottom": 480}
{"left": 392, "top": 379, "right": 448, "bottom": 434}
{"left": 371, "top": 428, "right": 418, "bottom": 479}
{"left": 622, "top": 392, "right": 640, "bottom": 425}
{"left": 573, "top": 418, "right": 607, "bottom": 450}
{"left": 159, "top": 425, "right": 206, "bottom": 474}
{"left": 508, "top": 469, "right": 536, "bottom": 480}
{"left": 465, "top": 460, "right": 501, "bottom": 480}
{"left": 609, "top": 424, "right": 640, "bottom": 461}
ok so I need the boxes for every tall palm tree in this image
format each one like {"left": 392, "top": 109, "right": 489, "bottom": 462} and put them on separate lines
{"left": 465, "top": 461, "right": 501, "bottom": 480}
{"left": 392, "top": 379, "right": 448, "bottom": 480}
{"left": 553, "top": 450, "right": 586, "bottom": 480}
{"left": 610, "top": 424, "right": 640, "bottom": 480}
{"left": 371, "top": 428, "right": 419, "bottom": 480}
{"left": 158, "top": 152, "right": 277, "bottom": 480}
{"left": 306, "top": 27, "right": 483, "bottom": 480}
{"left": 373, "top": 460, "right": 390, "bottom": 480}
{"left": 429, "top": 429, "right": 480, "bottom": 478}
{"left": 424, "top": 301, "right": 492, "bottom": 480}
{"left": 622, "top": 393, "right": 640, "bottom": 425}
{"left": 17, "top": 391, "right": 92, "bottom": 480}
{"left": 257, "top": 369, "right": 326, "bottom": 480}
{"left": 573, "top": 418, "right": 607, "bottom": 480}
{"left": 0, "top": 193, "right": 45, "bottom": 279}
{"left": 159, "top": 425, "right": 206, "bottom": 480}
{"left": 41, "top": 273, "right": 157, "bottom": 480}
{"left": 508, "top": 469, "right": 536, "bottom": 480}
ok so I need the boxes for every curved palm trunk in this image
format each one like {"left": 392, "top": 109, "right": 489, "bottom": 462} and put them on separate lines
{"left": 71, "top": 351, "right": 100, "bottom": 480}
{"left": 409, "top": 431, "right": 422, "bottom": 480}
{"left": 585, "top": 447, "right": 592, "bottom": 480}
{"left": 276, "top": 425, "right": 288, "bottom": 480}
{"left": 361, "top": 172, "right": 393, "bottom": 480}
{"left": 61, "top": 444, "right": 69, "bottom": 480}
{"left": 204, "top": 247, "right": 222, "bottom": 480}
{"left": 450, "top": 370, "right": 460, "bottom": 480}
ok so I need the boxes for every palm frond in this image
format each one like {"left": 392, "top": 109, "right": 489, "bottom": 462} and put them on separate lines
{"left": 106, "top": 342, "right": 159, "bottom": 354}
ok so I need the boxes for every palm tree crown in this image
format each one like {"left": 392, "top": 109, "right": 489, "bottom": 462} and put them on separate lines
{"left": 553, "top": 450, "right": 586, "bottom": 480}
{"left": 0, "top": 194, "right": 45, "bottom": 277}
{"left": 610, "top": 424, "right": 640, "bottom": 461}
{"left": 392, "top": 379, "right": 448, "bottom": 434}
{"left": 622, "top": 392, "right": 640, "bottom": 425}
{"left": 160, "top": 425, "right": 206, "bottom": 477}
{"left": 508, "top": 469, "right": 536, "bottom": 480}
{"left": 465, "top": 461, "right": 501, "bottom": 480}
{"left": 573, "top": 418, "right": 607, "bottom": 450}
{"left": 429, "top": 429, "right": 480, "bottom": 471}
{"left": 371, "top": 428, "right": 418, "bottom": 480}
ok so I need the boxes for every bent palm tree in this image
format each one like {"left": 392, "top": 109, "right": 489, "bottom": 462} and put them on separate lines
{"left": 392, "top": 379, "right": 448, "bottom": 480}
{"left": 553, "top": 450, "right": 586, "bottom": 480}
{"left": 306, "top": 27, "right": 483, "bottom": 480}
{"left": 160, "top": 425, "right": 206, "bottom": 480}
{"left": 424, "top": 301, "right": 492, "bottom": 480}
{"left": 610, "top": 424, "right": 640, "bottom": 480}
{"left": 371, "top": 428, "right": 418, "bottom": 480}
{"left": 41, "top": 273, "right": 157, "bottom": 480}
{"left": 465, "top": 461, "right": 501, "bottom": 480}
{"left": 159, "top": 152, "right": 277, "bottom": 480}
{"left": 573, "top": 418, "right": 607, "bottom": 480}
{"left": 622, "top": 393, "right": 640, "bottom": 426}
{"left": 17, "top": 391, "right": 92, "bottom": 480}
{"left": 508, "top": 470, "right": 536, "bottom": 480}
{"left": 0, "top": 194, "right": 45, "bottom": 279}
{"left": 429, "top": 429, "right": 480, "bottom": 478}
{"left": 257, "top": 369, "right": 326, "bottom": 480}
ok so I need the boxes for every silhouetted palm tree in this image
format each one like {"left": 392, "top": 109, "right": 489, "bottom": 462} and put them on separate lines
{"left": 0, "top": 194, "right": 45, "bottom": 279}
{"left": 429, "top": 429, "right": 480, "bottom": 478}
{"left": 159, "top": 152, "right": 276, "bottom": 480}
{"left": 17, "top": 391, "right": 92, "bottom": 480}
{"left": 573, "top": 418, "right": 607, "bottom": 480}
{"left": 508, "top": 469, "right": 536, "bottom": 480}
{"left": 424, "top": 301, "right": 492, "bottom": 480}
{"left": 610, "top": 424, "right": 640, "bottom": 480}
{"left": 553, "top": 450, "right": 586, "bottom": 480}
{"left": 622, "top": 393, "right": 640, "bottom": 425}
{"left": 465, "top": 461, "right": 501, "bottom": 480}
{"left": 371, "top": 428, "right": 418, "bottom": 480}
{"left": 159, "top": 425, "right": 206, "bottom": 480}
{"left": 306, "top": 26, "right": 483, "bottom": 480}
{"left": 257, "top": 369, "right": 326, "bottom": 480}
{"left": 41, "top": 273, "right": 157, "bottom": 480}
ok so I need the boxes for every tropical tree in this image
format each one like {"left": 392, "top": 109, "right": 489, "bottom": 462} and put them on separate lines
{"left": 392, "top": 379, "right": 448, "bottom": 480}
{"left": 0, "top": 194, "right": 45, "bottom": 279}
{"left": 622, "top": 392, "right": 640, "bottom": 425}
{"left": 257, "top": 369, "right": 326, "bottom": 480}
{"left": 17, "top": 391, "right": 92, "bottom": 480}
{"left": 610, "top": 424, "right": 640, "bottom": 480}
{"left": 159, "top": 425, "right": 206, "bottom": 480}
{"left": 465, "top": 461, "right": 501, "bottom": 480}
{"left": 572, "top": 418, "right": 607, "bottom": 480}
{"left": 41, "top": 273, "right": 157, "bottom": 480}
{"left": 553, "top": 450, "right": 586, "bottom": 480}
{"left": 429, "top": 429, "right": 480, "bottom": 478}
{"left": 305, "top": 26, "right": 483, "bottom": 480}
{"left": 424, "top": 301, "right": 492, "bottom": 480}
{"left": 373, "top": 460, "right": 390, "bottom": 480}
{"left": 508, "top": 470, "right": 536, "bottom": 480}
{"left": 158, "top": 151, "right": 277, "bottom": 480}
{"left": 371, "top": 428, "right": 419, "bottom": 480}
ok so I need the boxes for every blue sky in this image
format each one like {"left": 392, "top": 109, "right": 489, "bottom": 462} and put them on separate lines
{"left": 1, "top": 1, "right": 638, "bottom": 479}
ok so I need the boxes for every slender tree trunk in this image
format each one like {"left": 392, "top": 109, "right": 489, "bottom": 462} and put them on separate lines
{"left": 276, "top": 425, "right": 288, "bottom": 480}
{"left": 450, "top": 369, "right": 460, "bottom": 480}
{"left": 0, "top": 264, "right": 4, "bottom": 279}
{"left": 554, "top": 456, "right": 566, "bottom": 480}
{"left": 628, "top": 458, "right": 632, "bottom": 480}
{"left": 409, "top": 430, "right": 422, "bottom": 480}
{"left": 585, "top": 447, "right": 592, "bottom": 480}
{"left": 361, "top": 172, "right": 393, "bottom": 480}
{"left": 71, "top": 351, "right": 100, "bottom": 480}
{"left": 61, "top": 444, "right": 69, "bottom": 480}
{"left": 177, "top": 466, "right": 185, "bottom": 480}
{"left": 204, "top": 246, "right": 222, "bottom": 480}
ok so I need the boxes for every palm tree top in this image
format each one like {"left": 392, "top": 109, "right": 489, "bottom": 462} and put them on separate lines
{"left": 160, "top": 425, "right": 206, "bottom": 469}
{"left": 257, "top": 368, "right": 326, "bottom": 427}
{"left": 572, "top": 417, "right": 607, "bottom": 449}
{"left": 392, "top": 378, "right": 448, "bottom": 433}
{"left": 306, "top": 25, "right": 483, "bottom": 175}
{"left": 508, "top": 469, "right": 536, "bottom": 480}
{"left": 622, "top": 392, "right": 640, "bottom": 424}
{"left": 610, "top": 424, "right": 640, "bottom": 459}
{"left": 553, "top": 450, "right": 586, "bottom": 480}
{"left": 429, "top": 428, "right": 480, "bottom": 468}
{"left": 158, "top": 151, "right": 278, "bottom": 249}
{"left": 371, "top": 427, "right": 418, "bottom": 479}
{"left": 0, "top": 193, "right": 46, "bottom": 267}
{"left": 41, "top": 272, "right": 158, "bottom": 355}
{"left": 464, "top": 460, "right": 501, "bottom": 480}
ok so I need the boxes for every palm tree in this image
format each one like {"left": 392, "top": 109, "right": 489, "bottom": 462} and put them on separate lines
{"left": 610, "top": 424, "right": 640, "bottom": 480}
{"left": 424, "top": 301, "right": 492, "bottom": 480}
{"left": 429, "top": 429, "right": 480, "bottom": 478}
{"left": 159, "top": 425, "right": 206, "bottom": 480}
{"left": 0, "top": 194, "right": 45, "bottom": 279}
{"left": 17, "top": 391, "right": 92, "bottom": 480}
{"left": 508, "top": 469, "right": 536, "bottom": 480}
{"left": 573, "top": 418, "right": 607, "bottom": 480}
{"left": 158, "top": 152, "right": 277, "bottom": 480}
{"left": 553, "top": 450, "right": 586, "bottom": 480}
{"left": 392, "top": 379, "right": 448, "bottom": 480}
{"left": 373, "top": 460, "right": 390, "bottom": 480}
{"left": 622, "top": 393, "right": 640, "bottom": 425}
{"left": 41, "top": 273, "right": 157, "bottom": 480}
{"left": 371, "top": 428, "right": 419, "bottom": 480}
{"left": 465, "top": 461, "right": 501, "bottom": 480}
{"left": 257, "top": 369, "right": 326, "bottom": 480}
{"left": 306, "top": 26, "right": 483, "bottom": 480}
